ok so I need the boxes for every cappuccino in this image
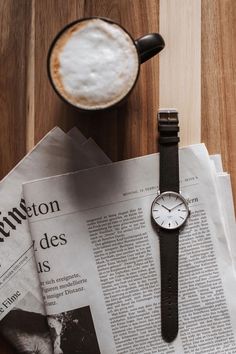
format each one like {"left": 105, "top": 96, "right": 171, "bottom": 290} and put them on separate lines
{"left": 49, "top": 19, "right": 139, "bottom": 110}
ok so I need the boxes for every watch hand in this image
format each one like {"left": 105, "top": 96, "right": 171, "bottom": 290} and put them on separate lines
{"left": 161, "top": 205, "right": 171, "bottom": 212}
{"left": 170, "top": 202, "right": 184, "bottom": 211}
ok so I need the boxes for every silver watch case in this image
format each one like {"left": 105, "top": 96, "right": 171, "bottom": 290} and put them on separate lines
{"left": 151, "top": 191, "right": 190, "bottom": 230}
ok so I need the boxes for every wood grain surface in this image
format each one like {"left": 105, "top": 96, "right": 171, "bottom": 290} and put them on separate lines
{"left": 159, "top": 0, "right": 201, "bottom": 146}
{"left": 202, "top": 0, "right": 236, "bottom": 206}
{"left": 0, "top": 0, "right": 32, "bottom": 182}
{"left": 34, "top": 0, "right": 160, "bottom": 161}
{"left": 0, "top": 0, "right": 235, "bottom": 353}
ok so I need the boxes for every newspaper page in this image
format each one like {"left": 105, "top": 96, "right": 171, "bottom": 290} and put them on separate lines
{"left": 209, "top": 156, "right": 236, "bottom": 273}
{"left": 68, "top": 128, "right": 111, "bottom": 165}
{"left": 23, "top": 143, "right": 236, "bottom": 354}
{"left": 215, "top": 173, "right": 236, "bottom": 273}
{"left": 67, "top": 127, "right": 87, "bottom": 144}
{"left": 0, "top": 127, "right": 109, "bottom": 353}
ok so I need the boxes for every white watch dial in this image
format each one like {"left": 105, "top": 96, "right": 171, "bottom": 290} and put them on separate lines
{"left": 151, "top": 192, "right": 189, "bottom": 230}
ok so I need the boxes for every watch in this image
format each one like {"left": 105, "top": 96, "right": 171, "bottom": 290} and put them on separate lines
{"left": 151, "top": 109, "right": 190, "bottom": 342}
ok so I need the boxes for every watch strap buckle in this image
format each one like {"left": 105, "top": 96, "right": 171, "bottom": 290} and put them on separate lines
{"left": 158, "top": 109, "right": 179, "bottom": 145}
{"left": 158, "top": 109, "right": 179, "bottom": 125}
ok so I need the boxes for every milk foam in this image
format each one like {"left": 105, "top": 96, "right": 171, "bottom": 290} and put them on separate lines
{"left": 50, "top": 19, "right": 139, "bottom": 109}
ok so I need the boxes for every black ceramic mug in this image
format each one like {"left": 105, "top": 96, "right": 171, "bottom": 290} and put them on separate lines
{"left": 47, "top": 17, "right": 165, "bottom": 111}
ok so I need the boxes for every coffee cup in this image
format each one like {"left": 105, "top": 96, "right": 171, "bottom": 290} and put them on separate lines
{"left": 47, "top": 17, "right": 165, "bottom": 111}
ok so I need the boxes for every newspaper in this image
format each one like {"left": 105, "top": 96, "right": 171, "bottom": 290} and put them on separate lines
{"left": 209, "top": 155, "right": 236, "bottom": 274}
{"left": 0, "top": 127, "right": 109, "bottom": 353}
{"left": 23, "top": 143, "right": 236, "bottom": 353}
{"left": 215, "top": 173, "right": 236, "bottom": 273}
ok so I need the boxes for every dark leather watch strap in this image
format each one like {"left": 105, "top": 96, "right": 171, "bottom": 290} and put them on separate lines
{"left": 158, "top": 110, "right": 180, "bottom": 342}
{"left": 158, "top": 110, "right": 179, "bottom": 193}
{"left": 159, "top": 227, "right": 179, "bottom": 342}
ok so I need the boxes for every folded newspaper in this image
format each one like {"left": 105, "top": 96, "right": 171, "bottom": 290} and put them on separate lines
{"left": 20, "top": 139, "right": 236, "bottom": 353}
{"left": 0, "top": 126, "right": 235, "bottom": 353}
{"left": 0, "top": 127, "right": 110, "bottom": 353}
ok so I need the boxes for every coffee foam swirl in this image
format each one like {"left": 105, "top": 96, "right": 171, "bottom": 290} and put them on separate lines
{"left": 50, "top": 19, "right": 139, "bottom": 109}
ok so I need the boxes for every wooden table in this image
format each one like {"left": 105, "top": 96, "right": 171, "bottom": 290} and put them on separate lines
{"left": 0, "top": 1, "right": 235, "bottom": 353}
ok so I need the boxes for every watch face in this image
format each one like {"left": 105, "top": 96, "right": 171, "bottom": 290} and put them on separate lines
{"left": 151, "top": 191, "right": 189, "bottom": 230}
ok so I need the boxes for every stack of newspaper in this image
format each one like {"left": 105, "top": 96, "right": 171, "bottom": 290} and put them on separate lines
{"left": 0, "top": 127, "right": 235, "bottom": 354}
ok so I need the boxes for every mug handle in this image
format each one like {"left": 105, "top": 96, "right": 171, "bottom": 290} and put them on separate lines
{"left": 135, "top": 33, "right": 165, "bottom": 64}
